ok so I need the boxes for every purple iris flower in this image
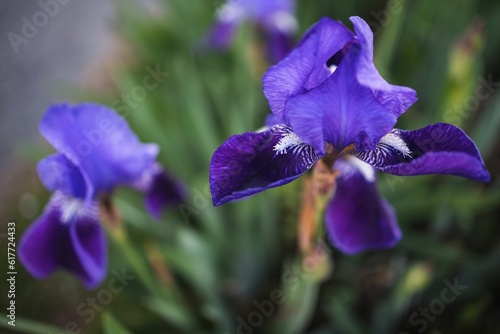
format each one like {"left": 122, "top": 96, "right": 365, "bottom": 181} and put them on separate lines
{"left": 210, "top": 0, "right": 297, "bottom": 62}
{"left": 209, "top": 17, "right": 490, "bottom": 254}
{"left": 19, "top": 103, "right": 185, "bottom": 288}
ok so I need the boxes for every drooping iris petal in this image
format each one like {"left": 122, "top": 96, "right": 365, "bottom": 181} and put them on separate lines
{"left": 37, "top": 153, "right": 88, "bottom": 199}
{"left": 326, "top": 157, "right": 401, "bottom": 254}
{"left": 349, "top": 17, "right": 417, "bottom": 116}
{"left": 353, "top": 123, "right": 490, "bottom": 182}
{"left": 210, "top": 124, "right": 319, "bottom": 205}
{"left": 263, "top": 17, "right": 355, "bottom": 117}
{"left": 19, "top": 192, "right": 106, "bottom": 288}
{"left": 39, "top": 103, "right": 159, "bottom": 201}
{"left": 287, "top": 43, "right": 397, "bottom": 154}
{"left": 142, "top": 166, "right": 187, "bottom": 219}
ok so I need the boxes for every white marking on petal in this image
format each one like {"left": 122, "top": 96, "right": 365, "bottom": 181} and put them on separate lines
{"left": 268, "top": 125, "right": 319, "bottom": 170}
{"left": 274, "top": 131, "right": 303, "bottom": 155}
{"left": 379, "top": 131, "right": 411, "bottom": 157}
{"left": 60, "top": 197, "right": 86, "bottom": 223}
{"left": 256, "top": 125, "right": 270, "bottom": 133}
{"left": 328, "top": 64, "right": 338, "bottom": 74}
{"left": 346, "top": 156, "right": 376, "bottom": 182}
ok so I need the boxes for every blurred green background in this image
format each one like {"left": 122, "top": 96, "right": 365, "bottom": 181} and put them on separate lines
{"left": 1, "top": 0, "right": 500, "bottom": 333}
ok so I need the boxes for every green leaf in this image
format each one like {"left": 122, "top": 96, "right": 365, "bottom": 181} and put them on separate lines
{"left": 373, "top": 0, "right": 410, "bottom": 78}
{"left": 144, "top": 298, "right": 196, "bottom": 331}
{"left": 471, "top": 91, "right": 500, "bottom": 154}
{"left": 102, "top": 312, "right": 133, "bottom": 334}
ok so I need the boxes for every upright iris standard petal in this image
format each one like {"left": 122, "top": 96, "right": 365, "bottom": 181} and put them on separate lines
{"left": 353, "top": 123, "right": 491, "bottom": 182}
{"left": 19, "top": 193, "right": 106, "bottom": 288}
{"left": 39, "top": 103, "right": 159, "bottom": 201}
{"left": 286, "top": 43, "right": 397, "bottom": 154}
{"left": 263, "top": 17, "right": 355, "bottom": 117}
{"left": 349, "top": 17, "right": 417, "bottom": 116}
{"left": 37, "top": 153, "right": 88, "bottom": 199}
{"left": 326, "top": 157, "right": 401, "bottom": 254}
{"left": 210, "top": 124, "right": 319, "bottom": 205}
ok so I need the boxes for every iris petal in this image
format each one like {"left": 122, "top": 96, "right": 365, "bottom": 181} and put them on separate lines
{"left": 354, "top": 123, "right": 490, "bottom": 182}
{"left": 287, "top": 43, "right": 397, "bottom": 154}
{"left": 19, "top": 192, "right": 106, "bottom": 288}
{"left": 350, "top": 16, "right": 417, "bottom": 116}
{"left": 37, "top": 153, "right": 88, "bottom": 199}
{"left": 210, "top": 124, "right": 319, "bottom": 205}
{"left": 326, "top": 157, "right": 401, "bottom": 254}
{"left": 263, "top": 17, "right": 355, "bottom": 117}
{"left": 39, "top": 102, "right": 159, "bottom": 201}
{"left": 142, "top": 166, "right": 187, "bottom": 219}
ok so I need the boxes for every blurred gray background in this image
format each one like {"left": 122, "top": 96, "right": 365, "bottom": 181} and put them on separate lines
{"left": 0, "top": 0, "right": 116, "bottom": 217}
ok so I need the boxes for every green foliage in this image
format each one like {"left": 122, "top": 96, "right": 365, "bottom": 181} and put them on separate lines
{"left": 102, "top": 312, "right": 133, "bottom": 334}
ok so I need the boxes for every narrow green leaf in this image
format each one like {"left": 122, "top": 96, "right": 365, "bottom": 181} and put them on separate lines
{"left": 102, "top": 312, "right": 133, "bottom": 334}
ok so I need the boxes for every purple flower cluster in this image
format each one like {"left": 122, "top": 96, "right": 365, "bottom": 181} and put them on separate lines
{"left": 209, "top": 17, "right": 490, "bottom": 254}
{"left": 19, "top": 103, "right": 185, "bottom": 288}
